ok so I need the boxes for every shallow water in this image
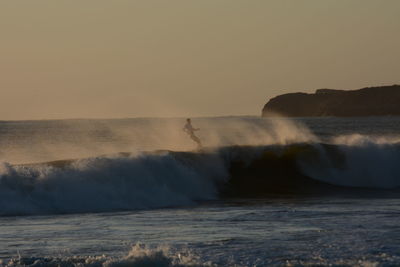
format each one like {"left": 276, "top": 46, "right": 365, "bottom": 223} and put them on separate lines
{"left": 2, "top": 198, "right": 400, "bottom": 266}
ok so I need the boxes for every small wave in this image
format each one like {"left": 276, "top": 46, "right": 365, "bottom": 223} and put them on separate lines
{"left": 3, "top": 243, "right": 213, "bottom": 267}
{"left": 3, "top": 242, "right": 399, "bottom": 266}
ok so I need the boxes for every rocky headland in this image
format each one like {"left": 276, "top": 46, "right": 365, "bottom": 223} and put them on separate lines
{"left": 262, "top": 85, "right": 400, "bottom": 117}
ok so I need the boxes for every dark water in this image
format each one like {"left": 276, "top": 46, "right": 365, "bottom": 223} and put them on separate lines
{"left": 1, "top": 116, "right": 400, "bottom": 266}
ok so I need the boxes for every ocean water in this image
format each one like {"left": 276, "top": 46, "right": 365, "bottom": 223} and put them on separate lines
{"left": 1, "top": 116, "right": 400, "bottom": 266}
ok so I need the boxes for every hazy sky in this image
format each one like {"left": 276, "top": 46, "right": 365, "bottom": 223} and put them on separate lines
{"left": 1, "top": 0, "right": 399, "bottom": 120}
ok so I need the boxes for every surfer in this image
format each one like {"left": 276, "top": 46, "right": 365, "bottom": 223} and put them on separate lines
{"left": 183, "top": 118, "right": 202, "bottom": 149}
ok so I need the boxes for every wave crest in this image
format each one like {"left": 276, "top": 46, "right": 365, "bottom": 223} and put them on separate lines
{"left": 0, "top": 152, "right": 227, "bottom": 216}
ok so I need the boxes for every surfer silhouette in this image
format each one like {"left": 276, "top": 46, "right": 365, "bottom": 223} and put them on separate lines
{"left": 183, "top": 118, "right": 202, "bottom": 149}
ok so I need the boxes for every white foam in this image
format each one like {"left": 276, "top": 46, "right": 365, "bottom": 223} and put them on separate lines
{"left": 4, "top": 243, "right": 213, "bottom": 267}
{"left": 332, "top": 134, "right": 400, "bottom": 146}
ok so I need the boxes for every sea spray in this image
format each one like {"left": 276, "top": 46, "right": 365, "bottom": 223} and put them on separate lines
{"left": 0, "top": 117, "right": 316, "bottom": 164}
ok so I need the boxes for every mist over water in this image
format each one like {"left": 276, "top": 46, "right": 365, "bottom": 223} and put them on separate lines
{"left": 1, "top": 116, "right": 399, "bottom": 164}
{"left": 0, "top": 116, "right": 317, "bottom": 164}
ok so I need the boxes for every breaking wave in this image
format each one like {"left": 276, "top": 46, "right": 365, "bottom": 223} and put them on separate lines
{"left": 300, "top": 139, "right": 400, "bottom": 188}
{"left": 4, "top": 242, "right": 399, "bottom": 267}
{"left": 1, "top": 136, "right": 400, "bottom": 216}
{"left": 3, "top": 243, "right": 211, "bottom": 267}
{"left": 0, "top": 151, "right": 228, "bottom": 216}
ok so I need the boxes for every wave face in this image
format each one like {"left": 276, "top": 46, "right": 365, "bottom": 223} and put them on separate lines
{"left": 0, "top": 152, "right": 228, "bottom": 216}
{"left": 300, "top": 140, "right": 400, "bottom": 189}
{"left": 1, "top": 139, "right": 400, "bottom": 216}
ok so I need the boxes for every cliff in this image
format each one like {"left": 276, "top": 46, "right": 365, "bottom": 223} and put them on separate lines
{"left": 262, "top": 85, "right": 400, "bottom": 117}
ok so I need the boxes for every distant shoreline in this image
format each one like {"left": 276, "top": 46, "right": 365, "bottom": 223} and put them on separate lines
{"left": 262, "top": 85, "right": 400, "bottom": 117}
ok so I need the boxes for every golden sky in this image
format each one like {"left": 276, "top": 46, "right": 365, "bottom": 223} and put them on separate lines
{"left": 1, "top": 0, "right": 399, "bottom": 120}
